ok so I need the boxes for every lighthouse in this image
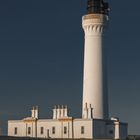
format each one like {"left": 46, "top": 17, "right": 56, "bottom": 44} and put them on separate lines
{"left": 82, "top": 0, "right": 109, "bottom": 119}
{"left": 8, "top": 1, "right": 128, "bottom": 139}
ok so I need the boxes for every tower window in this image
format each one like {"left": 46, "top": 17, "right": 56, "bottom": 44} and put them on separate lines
{"left": 81, "top": 126, "right": 85, "bottom": 134}
{"left": 14, "top": 127, "right": 17, "bottom": 135}
{"left": 28, "top": 127, "right": 31, "bottom": 135}
{"left": 64, "top": 126, "right": 67, "bottom": 134}
{"left": 52, "top": 127, "right": 55, "bottom": 134}
{"left": 40, "top": 127, "right": 44, "bottom": 134}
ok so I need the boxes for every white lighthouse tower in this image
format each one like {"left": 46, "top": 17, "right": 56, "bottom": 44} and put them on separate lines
{"left": 82, "top": 0, "right": 109, "bottom": 119}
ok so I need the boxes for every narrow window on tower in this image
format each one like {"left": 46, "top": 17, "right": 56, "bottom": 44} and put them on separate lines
{"left": 28, "top": 127, "right": 31, "bottom": 135}
{"left": 64, "top": 126, "right": 67, "bottom": 134}
{"left": 81, "top": 126, "right": 85, "bottom": 134}
{"left": 52, "top": 126, "right": 55, "bottom": 134}
{"left": 14, "top": 127, "right": 18, "bottom": 135}
{"left": 40, "top": 127, "right": 44, "bottom": 134}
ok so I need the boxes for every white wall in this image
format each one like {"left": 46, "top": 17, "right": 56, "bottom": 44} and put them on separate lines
{"left": 8, "top": 120, "right": 37, "bottom": 137}
{"left": 8, "top": 118, "right": 128, "bottom": 139}
{"left": 36, "top": 119, "right": 93, "bottom": 139}
{"left": 37, "top": 119, "right": 73, "bottom": 138}
{"left": 8, "top": 120, "right": 26, "bottom": 137}
{"left": 82, "top": 14, "right": 109, "bottom": 119}
{"left": 8, "top": 119, "right": 74, "bottom": 139}
{"left": 73, "top": 119, "right": 93, "bottom": 139}
{"left": 8, "top": 119, "right": 93, "bottom": 139}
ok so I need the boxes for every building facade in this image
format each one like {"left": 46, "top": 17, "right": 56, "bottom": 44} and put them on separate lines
{"left": 8, "top": 106, "right": 127, "bottom": 139}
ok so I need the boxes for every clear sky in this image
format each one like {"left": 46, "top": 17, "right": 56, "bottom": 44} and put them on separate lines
{"left": 0, "top": 0, "right": 140, "bottom": 135}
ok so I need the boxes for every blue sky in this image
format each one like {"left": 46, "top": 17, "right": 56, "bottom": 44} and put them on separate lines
{"left": 0, "top": 0, "right": 140, "bottom": 135}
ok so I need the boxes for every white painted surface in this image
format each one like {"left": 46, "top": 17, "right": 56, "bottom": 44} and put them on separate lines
{"left": 31, "top": 106, "right": 38, "bottom": 119}
{"left": 53, "top": 106, "right": 68, "bottom": 120}
{"left": 8, "top": 118, "right": 93, "bottom": 139}
{"left": 82, "top": 14, "right": 108, "bottom": 119}
{"left": 8, "top": 119, "right": 37, "bottom": 137}
{"left": 114, "top": 122, "right": 120, "bottom": 139}
{"left": 8, "top": 117, "right": 128, "bottom": 139}
{"left": 8, "top": 106, "right": 128, "bottom": 139}
{"left": 8, "top": 120, "right": 25, "bottom": 137}
{"left": 73, "top": 119, "right": 93, "bottom": 139}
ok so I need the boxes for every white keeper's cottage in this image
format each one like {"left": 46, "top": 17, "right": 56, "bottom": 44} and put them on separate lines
{"left": 8, "top": 106, "right": 127, "bottom": 139}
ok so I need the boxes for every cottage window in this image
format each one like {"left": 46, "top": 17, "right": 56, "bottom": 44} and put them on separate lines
{"left": 40, "top": 127, "right": 44, "bottom": 134}
{"left": 64, "top": 126, "right": 67, "bottom": 134}
{"left": 28, "top": 127, "right": 31, "bottom": 135}
{"left": 81, "top": 126, "right": 85, "bottom": 134}
{"left": 52, "top": 127, "right": 55, "bottom": 134}
{"left": 14, "top": 127, "right": 17, "bottom": 135}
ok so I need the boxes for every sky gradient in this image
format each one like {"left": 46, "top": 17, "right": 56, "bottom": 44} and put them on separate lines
{"left": 0, "top": 0, "right": 140, "bottom": 135}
